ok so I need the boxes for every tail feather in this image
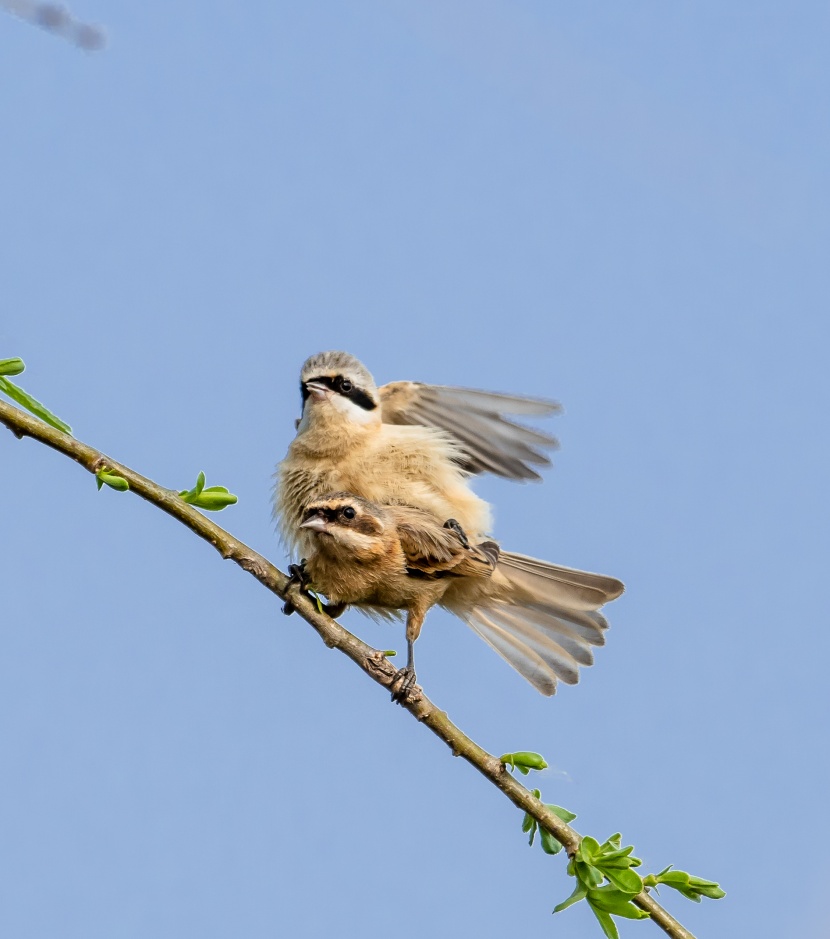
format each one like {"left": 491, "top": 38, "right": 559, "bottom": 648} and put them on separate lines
{"left": 445, "top": 549, "right": 623, "bottom": 695}
{"left": 462, "top": 609, "right": 560, "bottom": 696}
{"left": 477, "top": 604, "right": 581, "bottom": 683}
{"left": 498, "top": 552, "right": 624, "bottom": 610}
{"left": 507, "top": 604, "right": 598, "bottom": 665}
{"left": 518, "top": 602, "right": 608, "bottom": 647}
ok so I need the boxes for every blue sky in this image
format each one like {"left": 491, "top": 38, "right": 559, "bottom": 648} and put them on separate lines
{"left": 2, "top": 3, "right": 828, "bottom": 937}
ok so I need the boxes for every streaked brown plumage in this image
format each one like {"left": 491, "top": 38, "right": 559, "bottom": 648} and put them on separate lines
{"left": 298, "top": 493, "right": 624, "bottom": 698}
{"left": 275, "top": 351, "right": 560, "bottom": 558}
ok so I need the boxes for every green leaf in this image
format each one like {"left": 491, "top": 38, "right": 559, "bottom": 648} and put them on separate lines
{"left": 539, "top": 826, "right": 563, "bottom": 855}
{"left": 552, "top": 881, "right": 587, "bottom": 914}
{"left": 601, "top": 852, "right": 641, "bottom": 870}
{"left": 656, "top": 869, "right": 725, "bottom": 901}
{"left": 603, "top": 868, "right": 643, "bottom": 895}
{"left": 96, "top": 470, "right": 129, "bottom": 492}
{"left": 499, "top": 751, "right": 548, "bottom": 774}
{"left": 588, "top": 905, "right": 620, "bottom": 939}
{"left": 536, "top": 803, "right": 576, "bottom": 855}
{"left": 598, "top": 845, "right": 634, "bottom": 863}
{"left": 578, "top": 836, "right": 601, "bottom": 864}
{"left": 547, "top": 803, "right": 577, "bottom": 824}
{"left": 588, "top": 887, "right": 649, "bottom": 920}
{"left": 574, "top": 859, "right": 604, "bottom": 889}
{"left": 178, "top": 474, "right": 237, "bottom": 511}
{"left": 0, "top": 377, "right": 72, "bottom": 434}
{"left": 687, "top": 876, "right": 726, "bottom": 900}
{"left": 0, "top": 358, "right": 25, "bottom": 376}
{"left": 189, "top": 491, "right": 238, "bottom": 511}
{"left": 600, "top": 833, "right": 623, "bottom": 853}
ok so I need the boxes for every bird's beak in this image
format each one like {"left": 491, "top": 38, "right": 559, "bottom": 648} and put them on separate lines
{"left": 300, "top": 515, "right": 328, "bottom": 532}
{"left": 303, "top": 381, "right": 330, "bottom": 401}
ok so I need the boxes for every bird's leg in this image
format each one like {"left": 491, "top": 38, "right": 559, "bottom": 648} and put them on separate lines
{"left": 282, "top": 560, "right": 311, "bottom": 615}
{"left": 390, "top": 637, "right": 417, "bottom": 704}
{"left": 391, "top": 609, "right": 425, "bottom": 704}
{"left": 443, "top": 517, "right": 470, "bottom": 549}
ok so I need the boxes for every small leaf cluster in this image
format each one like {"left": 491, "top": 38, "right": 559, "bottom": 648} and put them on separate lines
{"left": 505, "top": 746, "right": 726, "bottom": 939}
{"left": 555, "top": 834, "right": 649, "bottom": 938}
{"left": 521, "top": 789, "right": 576, "bottom": 856}
{"left": 643, "top": 866, "right": 726, "bottom": 903}
{"left": 178, "top": 471, "right": 238, "bottom": 511}
{"left": 0, "top": 358, "right": 72, "bottom": 434}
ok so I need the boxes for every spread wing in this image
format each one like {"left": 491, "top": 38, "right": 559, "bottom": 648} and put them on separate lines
{"left": 379, "top": 381, "right": 560, "bottom": 481}
{"left": 391, "top": 506, "right": 499, "bottom": 578}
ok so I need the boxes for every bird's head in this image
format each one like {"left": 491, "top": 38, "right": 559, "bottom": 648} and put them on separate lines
{"left": 300, "top": 492, "right": 387, "bottom": 559}
{"left": 296, "top": 351, "right": 381, "bottom": 433}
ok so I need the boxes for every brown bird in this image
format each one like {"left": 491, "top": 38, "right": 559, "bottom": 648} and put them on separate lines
{"left": 294, "top": 492, "right": 624, "bottom": 699}
{"left": 274, "top": 351, "right": 561, "bottom": 558}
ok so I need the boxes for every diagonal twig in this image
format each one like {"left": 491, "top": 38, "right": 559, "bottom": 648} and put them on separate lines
{"left": 0, "top": 396, "right": 695, "bottom": 939}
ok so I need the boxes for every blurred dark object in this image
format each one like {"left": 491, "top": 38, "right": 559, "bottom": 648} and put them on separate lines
{"left": 1, "top": 0, "right": 106, "bottom": 50}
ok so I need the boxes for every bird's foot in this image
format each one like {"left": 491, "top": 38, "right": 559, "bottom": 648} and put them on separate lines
{"left": 390, "top": 665, "right": 418, "bottom": 705}
{"left": 443, "top": 517, "right": 470, "bottom": 549}
{"left": 282, "top": 560, "right": 311, "bottom": 615}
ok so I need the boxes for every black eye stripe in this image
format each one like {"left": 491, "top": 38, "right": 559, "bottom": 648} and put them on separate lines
{"left": 302, "top": 507, "right": 340, "bottom": 522}
{"left": 348, "top": 387, "right": 377, "bottom": 411}
{"left": 301, "top": 374, "right": 377, "bottom": 411}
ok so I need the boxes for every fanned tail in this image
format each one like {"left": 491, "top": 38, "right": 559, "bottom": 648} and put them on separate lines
{"left": 445, "top": 551, "right": 624, "bottom": 696}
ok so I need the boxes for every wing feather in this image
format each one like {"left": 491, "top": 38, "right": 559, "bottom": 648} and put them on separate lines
{"left": 391, "top": 506, "right": 498, "bottom": 577}
{"left": 379, "top": 381, "right": 560, "bottom": 481}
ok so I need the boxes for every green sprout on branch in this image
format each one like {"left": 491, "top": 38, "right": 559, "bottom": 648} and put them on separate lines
{"left": 500, "top": 751, "right": 548, "bottom": 775}
{"left": 521, "top": 788, "right": 576, "bottom": 855}
{"left": 643, "top": 866, "right": 726, "bottom": 903}
{"left": 511, "top": 769, "right": 725, "bottom": 939}
{"left": 96, "top": 467, "right": 129, "bottom": 491}
{"left": 554, "top": 833, "right": 725, "bottom": 938}
{"left": 178, "top": 471, "right": 238, "bottom": 512}
{"left": 0, "top": 358, "right": 72, "bottom": 434}
{"left": 554, "top": 832, "right": 650, "bottom": 938}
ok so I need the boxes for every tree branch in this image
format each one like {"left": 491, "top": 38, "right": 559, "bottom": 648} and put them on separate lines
{"left": 0, "top": 397, "right": 695, "bottom": 939}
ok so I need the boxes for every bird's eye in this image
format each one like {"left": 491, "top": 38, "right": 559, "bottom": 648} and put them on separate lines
{"left": 342, "top": 506, "right": 356, "bottom": 520}
{"left": 339, "top": 378, "right": 353, "bottom": 393}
